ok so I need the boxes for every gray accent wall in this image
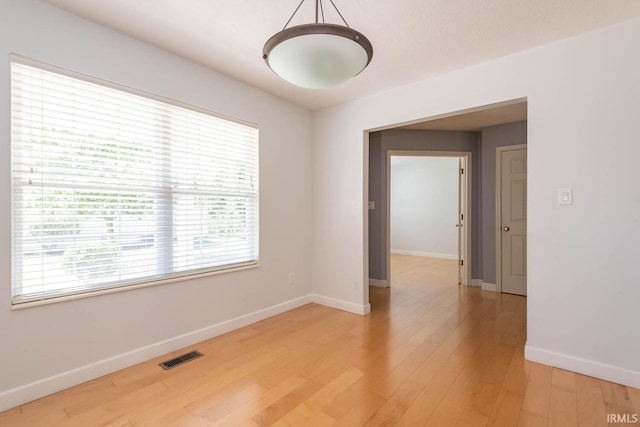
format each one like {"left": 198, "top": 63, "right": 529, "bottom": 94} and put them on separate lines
{"left": 368, "top": 129, "right": 481, "bottom": 281}
{"left": 368, "top": 131, "right": 385, "bottom": 280}
{"left": 480, "top": 121, "right": 527, "bottom": 285}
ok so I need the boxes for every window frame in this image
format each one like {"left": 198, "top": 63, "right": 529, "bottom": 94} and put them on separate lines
{"left": 10, "top": 54, "right": 260, "bottom": 309}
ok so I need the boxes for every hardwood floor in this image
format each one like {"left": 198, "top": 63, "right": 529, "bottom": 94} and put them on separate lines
{"left": 1, "top": 255, "right": 638, "bottom": 426}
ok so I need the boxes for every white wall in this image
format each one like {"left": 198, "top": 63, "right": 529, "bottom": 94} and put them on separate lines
{"left": 312, "top": 18, "right": 640, "bottom": 387}
{"left": 390, "top": 156, "right": 459, "bottom": 258}
{"left": 0, "top": 0, "right": 312, "bottom": 409}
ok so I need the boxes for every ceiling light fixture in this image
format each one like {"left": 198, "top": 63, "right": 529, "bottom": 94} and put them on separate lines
{"left": 263, "top": 0, "right": 373, "bottom": 89}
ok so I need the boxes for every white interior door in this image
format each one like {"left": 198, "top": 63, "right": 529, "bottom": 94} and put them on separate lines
{"left": 500, "top": 148, "right": 527, "bottom": 295}
{"left": 458, "top": 157, "right": 467, "bottom": 286}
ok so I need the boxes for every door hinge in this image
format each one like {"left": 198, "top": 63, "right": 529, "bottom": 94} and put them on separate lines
{"left": 460, "top": 260, "right": 464, "bottom": 266}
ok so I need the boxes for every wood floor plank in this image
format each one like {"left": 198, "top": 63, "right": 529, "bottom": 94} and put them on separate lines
{"left": 548, "top": 367, "right": 578, "bottom": 427}
{"left": 320, "top": 377, "right": 372, "bottom": 420}
{"left": 516, "top": 409, "right": 548, "bottom": 427}
{"left": 209, "top": 375, "right": 306, "bottom": 426}
{"left": 399, "top": 312, "right": 506, "bottom": 426}
{"left": 0, "top": 407, "right": 24, "bottom": 425}
{"left": 7, "top": 408, "right": 71, "bottom": 427}
{"left": 131, "top": 408, "right": 210, "bottom": 427}
{"left": 424, "top": 300, "right": 523, "bottom": 427}
{"left": 548, "top": 387, "right": 578, "bottom": 427}
{"left": 271, "top": 367, "right": 362, "bottom": 426}
{"left": 332, "top": 392, "right": 385, "bottom": 427}
{"left": 368, "top": 304, "right": 485, "bottom": 401}
{"left": 185, "top": 382, "right": 266, "bottom": 421}
{"left": 255, "top": 331, "right": 361, "bottom": 390}
{"left": 59, "top": 382, "right": 168, "bottom": 427}
{"left": 600, "top": 380, "right": 637, "bottom": 426}
{"left": 551, "top": 367, "right": 577, "bottom": 393}
{"left": 486, "top": 390, "right": 524, "bottom": 427}
{"left": 250, "top": 363, "right": 358, "bottom": 426}
{"left": 21, "top": 375, "right": 117, "bottom": 419}
{"left": 367, "top": 296, "right": 497, "bottom": 425}
{"left": 501, "top": 344, "right": 528, "bottom": 395}
{"left": 1, "top": 255, "right": 638, "bottom": 427}
{"left": 520, "top": 363, "right": 553, "bottom": 418}
{"left": 629, "top": 386, "right": 640, "bottom": 414}
{"left": 453, "top": 315, "right": 520, "bottom": 426}
{"left": 576, "top": 375, "right": 608, "bottom": 427}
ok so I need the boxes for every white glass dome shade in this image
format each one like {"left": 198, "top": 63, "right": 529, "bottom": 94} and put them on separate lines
{"left": 263, "top": 24, "right": 373, "bottom": 89}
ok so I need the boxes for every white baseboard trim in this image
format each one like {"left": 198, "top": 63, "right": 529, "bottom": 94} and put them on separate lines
{"left": 0, "top": 295, "right": 313, "bottom": 413}
{"left": 481, "top": 282, "right": 497, "bottom": 292}
{"left": 525, "top": 344, "right": 640, "bottom": 389}
{"left": 311, "top": 294, "right": 371, "bottom": 315}
{"left": 471, "top": 279, "right": 483, "bottom": 287}
{"left": 390, "top": 249, "right": 457, "bottom": 260}
{"left": 368, "top": 278, "right": 389, "bottom": 288}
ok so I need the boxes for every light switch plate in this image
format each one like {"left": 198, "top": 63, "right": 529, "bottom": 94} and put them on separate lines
{"left": 558, "top": 188, "right": 572, "bottom": 205}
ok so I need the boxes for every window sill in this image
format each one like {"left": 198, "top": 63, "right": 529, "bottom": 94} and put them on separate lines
{"left": 11, "top": 263, "right": 260, "bottom": 310}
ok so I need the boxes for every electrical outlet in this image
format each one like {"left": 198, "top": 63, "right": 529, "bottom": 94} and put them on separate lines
{"left": 558, "top": 188, "right": 572, "bottom": 205}
{"left": 288, "top": 273, "right": 295, "bottom": 285}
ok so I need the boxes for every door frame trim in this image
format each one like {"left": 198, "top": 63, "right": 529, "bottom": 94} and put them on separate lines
{"left": 495, "top": 144, "right": 527, "bottom": 293}
{"left": 386, "top": 150, "right": 472, "bottom": 287}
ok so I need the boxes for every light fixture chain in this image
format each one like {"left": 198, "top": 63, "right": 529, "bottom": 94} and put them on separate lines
{"left": 329, "top": 0, "right": 350, "bottom": 27}
{"left": 283, "top": 0, "right": 306, "bottom": 30}
{"left": 319, "top": 0, "right": 325, "bottom": 23}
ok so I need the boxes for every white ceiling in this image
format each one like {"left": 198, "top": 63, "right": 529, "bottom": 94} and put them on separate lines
{"left": 40, "top": 0, "right": 640, "bottom": 111}
{"left": 398, "top": 101, "right": 527, "bottom": 131}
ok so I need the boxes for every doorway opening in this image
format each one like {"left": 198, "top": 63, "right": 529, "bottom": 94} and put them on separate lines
{"left": 387, "top": 152, "right": 471, "bottom": 289}
{"left": 365, "top": 98, "right": 528, "bottom": 308}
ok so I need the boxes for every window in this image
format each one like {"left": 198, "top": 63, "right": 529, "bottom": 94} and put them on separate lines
{"left": 11, "top": 58, "right": 259, "bottom": 306}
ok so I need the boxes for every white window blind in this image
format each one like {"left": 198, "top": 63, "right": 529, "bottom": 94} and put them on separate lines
{"left": 11, "top": 59, "right": 259, "bottom": 305}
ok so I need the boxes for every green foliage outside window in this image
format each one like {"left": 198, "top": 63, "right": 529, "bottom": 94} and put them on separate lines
{"left": 62, "top": 240, "right": 119, "bottom": 282}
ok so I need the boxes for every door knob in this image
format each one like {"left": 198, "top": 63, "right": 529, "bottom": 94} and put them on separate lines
{"left": 503, "top": 226, "right": 510, "bottom": 232}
